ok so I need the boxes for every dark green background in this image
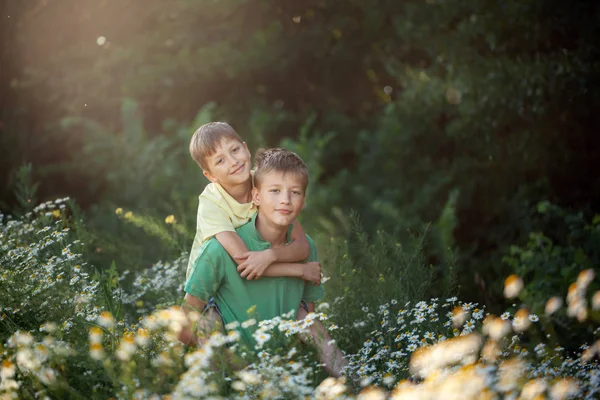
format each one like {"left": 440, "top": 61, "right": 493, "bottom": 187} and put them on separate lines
{"left": 2, "top": 0, "right": 599, "bottom": 311}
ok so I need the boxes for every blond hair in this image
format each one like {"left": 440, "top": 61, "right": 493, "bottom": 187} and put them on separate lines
{"left": 189, "top": 122, "right": 243, "bottom": 171}
{"left": 254, "top": 148, "right": 309, "bottom": 191}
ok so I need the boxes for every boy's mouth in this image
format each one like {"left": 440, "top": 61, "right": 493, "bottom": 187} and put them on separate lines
{"left": 275, "top": 209, "right": 293, "bottom": 215}
{"left": 231, "top": 164, "right": 245, "bottom": 175}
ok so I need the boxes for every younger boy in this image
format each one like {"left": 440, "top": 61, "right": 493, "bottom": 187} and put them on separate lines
{"left": 181, "top": 148, "right": 346, "bottom": 377}
{"left": 186, "top": 122, "right": 321, "bottom": 285}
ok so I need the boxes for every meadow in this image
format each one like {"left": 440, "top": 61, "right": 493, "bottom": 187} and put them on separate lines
{"left": 1, "top": 198, "right": 598, "bottom": 399}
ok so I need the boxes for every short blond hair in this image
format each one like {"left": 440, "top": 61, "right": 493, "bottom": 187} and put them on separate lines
{"left": 254, "top": 148, "right": 309, "bottom": 191}
{"left": 189, "top": 122, "right": 243, "bottom": 171}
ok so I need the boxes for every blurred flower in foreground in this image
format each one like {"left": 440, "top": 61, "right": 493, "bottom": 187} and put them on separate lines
{"left": 545, "top": 296, "right": 563, "bottom": 315}
{"left": 504, "top": 274, "right": 524, "bottom": 299}
{"left": 593, "top": 291, "right": 600, "bottom": 311}
{"left": 512, "top": 308, "right": 532, "bottom": 332}
{"left": 97, "top": 311, "right": 115, "bottom": 329}
{"left": 549, "top": 378, "right": 580, "bottom": 400}
{"left": 165, "top": 215, "right": 176, "bottom": 224}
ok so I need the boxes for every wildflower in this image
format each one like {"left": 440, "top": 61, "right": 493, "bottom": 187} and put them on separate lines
{"left": 549, "top": 378, "right": 580, "bottom": 399}
{"left": 545, "top": 297, "right": 563, "bottom": 315}
{"left": 237, "top": 370, "right": 261, "bottom": 385}
{"left": 357, "top": 386, "right": 385, "bottom": 399}
{"left": 14, "top": 331, "right": 34, "bottom": 347}
{"left": 314, "top": 377, "right": 347, "bottom": 398}
{"left": 134, "top": 328, "right": 150, "bottom": 346}
{"left": 576, "top": 269, "right": 595, "bottom": 290}
{"left": 452, "top": 306, "right": 468, "bottom": 327}
{"left": 165, "top": 215, "right": 176, "bottom": 224}
{"left": 592, "top": 291, "right": 600, "bottom": 311}
{"left": 519, "top": 378, "right": 547, "bottom": 399}
{"left": 97, "top": 311, "right": 115, "bottom": 328}
{"left": 241, "top": 318, "right": 256, "bottom": 329}
{"left": 1, "top": 359, "right": 16, "bottom": 379}
{"left": 501, "top": 311, "right": 511, "bottom": 320}
{"left": 504, "top": 274, "right": 524, "bottom": 299}
{"left": 88, "top": 342, "right": 104, "bottom": 360}
{"left": 381, "top": 373, "right": 396, "bottom": 386}
{"left": 528, "top": 314, "right": 539, "bottom": 322}
{"left": 231, "top": 380, "right": 246, "bottom": 392}
{"left": 472, "top": 308, "right": 484, "bottom": 320}
{"left": 39, "top": 367, "right": 57, "bottom": 385}
{"left": 39, "top": 322, "right": 57, "bottom": 334}
{"left": 483, "top": 316, "right": 511, "bottom": 341}
{"left": 89, "top": 327, "right": 103, "bottom": 344}
{"left": 225, "top": 321, "right": 240, "bottom": 330}
{"left": 512, "top": 309, "right": 532, "bottom": 332}
{"left": 152, "top": 352, "right": 174, "bottom": 367}
{"left": 463, "top": 320, "right": 476, "bottom": 332}
{"left": 360, "top": 376, "right": 374, "bottom": 388}
{"left": 497, "top": 358, "right": 526, "bottom": 392}
{"left": 116, "top": 333, "right": 137, "bottom": 361}
{"left": 254, "top": 332, "right": 272, "bottom": 348}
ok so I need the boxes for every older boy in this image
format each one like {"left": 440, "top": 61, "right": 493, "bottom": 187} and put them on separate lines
{"left": 181, "top": 148, "right": 346, "bottom": 377}
{"left": 186, "top": 122, "right": 320, "bottom": 285}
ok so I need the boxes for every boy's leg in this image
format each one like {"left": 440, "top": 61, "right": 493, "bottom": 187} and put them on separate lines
{"left": 296, "top": 302, "right": 347, "bottom": 378}
{"left": 197, "top": 298, "right": 224, "bottom": 337}
{"left": 201, "top": 300, "right": 247, "bottom": 371}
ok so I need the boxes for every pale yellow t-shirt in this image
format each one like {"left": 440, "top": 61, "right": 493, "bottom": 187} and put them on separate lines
{"left": 185, "top": 182, "right": 257, "bottom": 280}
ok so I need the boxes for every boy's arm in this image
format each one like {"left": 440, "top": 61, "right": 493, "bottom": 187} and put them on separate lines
{"left": 261, "top": 261, "right": 322, "bottom": 285}
{"left": 178, "top": 294, "right": 208, "bottom": 346}
{"left": 215, "top": 231, "right": 251, "bottom": 266}
{"left": 217, "top": 231, "right": 321, "bottom": 284}
{"left": 235, "top": 219, "right": 311, "bottom": 279}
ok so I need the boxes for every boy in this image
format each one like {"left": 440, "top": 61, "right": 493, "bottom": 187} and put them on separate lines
{"left": 186, "top": 122, "right": 321, "bottom": 286}
{"left": 181, "top": 148, "right": 346, "bottom": 377}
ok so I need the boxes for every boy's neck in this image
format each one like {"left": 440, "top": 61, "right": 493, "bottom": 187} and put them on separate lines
{"left": 219, "top": 179, "right": 253, "bottom": 204}
{"left": 254, "top": 213, "right": 288, "bottom": 248}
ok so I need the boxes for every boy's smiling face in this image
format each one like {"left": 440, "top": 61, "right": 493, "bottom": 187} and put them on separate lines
{"left": 252, "top": 170, "right": 306, "bottom": 229}
{"left": 203, "top": 138, "right": 251, "bottom": 187}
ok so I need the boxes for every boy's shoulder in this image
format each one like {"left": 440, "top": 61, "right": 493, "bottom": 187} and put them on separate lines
{"left": 305, "top": 234, "right": 318, "bottom": 261}
{"left": 196, "top": 235, "right": 230, "bottom": 264}
{"left": 198, "top": 182, "right": 220, "bottom": 200}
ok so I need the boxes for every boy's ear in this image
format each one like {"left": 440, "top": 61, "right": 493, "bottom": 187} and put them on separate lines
{"left": 252, "top": 186, "right": 260, "bottom": 205}
{"left": 203, "top": 169, "right": 217, "bottom": 183}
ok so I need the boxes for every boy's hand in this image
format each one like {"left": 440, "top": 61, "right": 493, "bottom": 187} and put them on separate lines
{"left": 236, "top": 249, "right": 276, "bottom": 280}
{"left": 302, "top": 262, "right": 322, "bottom": 285}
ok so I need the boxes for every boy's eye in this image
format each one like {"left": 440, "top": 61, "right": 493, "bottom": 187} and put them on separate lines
{"left": 293, "top": 191, "right": 302, "bottom": 195}
{"left": 216, "top": 159, "right": 224, "bottom": 165}
{"left": 269, "top": 189, "right": 280, "bottom": 193}
{"left": 232, "top": 147, "right": 239, "bottom": 153}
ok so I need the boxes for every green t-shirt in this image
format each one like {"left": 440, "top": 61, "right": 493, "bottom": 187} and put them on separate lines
{"left": 184, "top": 214, "right": 324, "bottom": 347}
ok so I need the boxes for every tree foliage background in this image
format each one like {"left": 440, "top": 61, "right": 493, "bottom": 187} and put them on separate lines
{"left": 2, "top": 0, "right": 600, "bottom": 310}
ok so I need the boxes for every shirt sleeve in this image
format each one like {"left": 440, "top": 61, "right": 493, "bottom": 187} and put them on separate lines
{"left": 197, "top": 196, "right": 236, "bottom": 241}
{"left": 301, "top": 235, "right": 325, "bottom": 303}
{"left": 184, "top": 241, "right": 225, "bottom": 302}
